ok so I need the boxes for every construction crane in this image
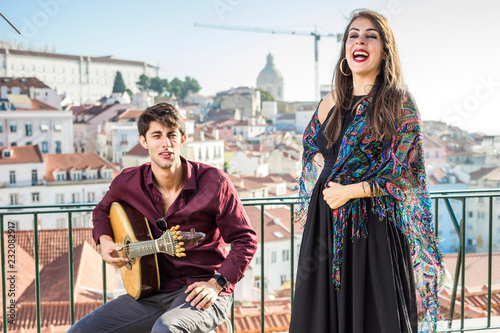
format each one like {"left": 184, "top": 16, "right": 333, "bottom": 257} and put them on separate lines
{"left": 194, "top": 23, "right": 343, "bottom": 100}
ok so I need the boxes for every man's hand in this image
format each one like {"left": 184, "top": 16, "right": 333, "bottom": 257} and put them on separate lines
{"left": 185, "top": 279, "right": 222, "bottom": 310}
{"left": 99, "top": 235, "right": 129, "bottom": 268}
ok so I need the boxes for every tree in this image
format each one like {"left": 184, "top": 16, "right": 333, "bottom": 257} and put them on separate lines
{"left": 256, "top": 88, "right": 275, "bottom": 103}
{"left": 168, "top": 77, "right": 186, "bottom": 100}
{"left": 150, "top": 77, "right": 169, "bottom": 96}
{"left": 256, "top": 88, "right": 275, "bottom": 109}
{"left": 136, "top": 74, "right": 151, "bottom": 92}
{"left": 112, "top": 71, "right": 126, "bottom": 93}
{"left": 184, "top": 76, "right": 201, "bottom": 95}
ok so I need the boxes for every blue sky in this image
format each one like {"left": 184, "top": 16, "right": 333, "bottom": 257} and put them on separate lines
{"left": 1, "top": 0, "right": 499, "bottom": 134}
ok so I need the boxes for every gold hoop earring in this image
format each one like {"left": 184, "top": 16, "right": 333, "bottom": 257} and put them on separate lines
{"left": 340, "top": 58, "right": 351, "bottom": 76}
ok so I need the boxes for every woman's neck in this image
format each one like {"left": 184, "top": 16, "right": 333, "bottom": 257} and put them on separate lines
{"left": 352, "top": 74, "right": 377, "bottom": 96}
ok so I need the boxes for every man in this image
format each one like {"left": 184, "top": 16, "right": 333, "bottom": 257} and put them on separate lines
{"left": 68, "top": 103, "right": 258, "bottom": 333}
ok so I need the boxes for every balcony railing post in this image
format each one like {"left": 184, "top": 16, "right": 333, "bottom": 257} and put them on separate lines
{"left": 102, "top": 260, "right": 108, "bottom": 304}
{"left": 68, "top": 212, "right": 75, "bottom": 325}
{"left": 260, "top": 204, "right": 265, "bottom": 333}
{"left": 34, "top": 212, "right": 41, "bottom": 333}
{"left": 290, "top": 203, "right": 295, "bottom": 306}
{"left": 461, "top": 198, "right": 466, "bottom": 331}
{"left": 487, "top": 196, "right": 493, "bottom": 327}
{"left": 434, "top": 198, "right": 439, "bottom": 237}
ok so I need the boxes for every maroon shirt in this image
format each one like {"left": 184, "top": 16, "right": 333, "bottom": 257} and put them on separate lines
{"left": 92, "top": 158, "right": 258, "bottom": 295}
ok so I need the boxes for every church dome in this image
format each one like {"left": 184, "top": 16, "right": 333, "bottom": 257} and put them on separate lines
{"left": 257, "top": 53, "right": 283, "bottom": 85}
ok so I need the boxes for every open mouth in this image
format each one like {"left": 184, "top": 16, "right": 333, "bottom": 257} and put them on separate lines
{"left": 353, "top": 50, "right": 369, "bottom": 62}
{"left": 159, "top": 152, "right": 173, "bottom": 158}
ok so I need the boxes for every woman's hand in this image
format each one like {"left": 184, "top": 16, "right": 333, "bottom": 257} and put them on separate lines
{"left": 322, "top": 182, "right": 353, "bottom": 209}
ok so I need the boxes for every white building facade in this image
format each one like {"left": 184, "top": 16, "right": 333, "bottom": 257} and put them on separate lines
{"left": 0, "top": 110, "right": 74, "bottom": 154}
{"left": 0, "top": 48, "right": 158, "bottom": 105}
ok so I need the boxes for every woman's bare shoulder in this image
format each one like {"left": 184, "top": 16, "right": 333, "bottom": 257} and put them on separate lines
{"left": 318, "top": 91, "right": 335, "bottom": 125}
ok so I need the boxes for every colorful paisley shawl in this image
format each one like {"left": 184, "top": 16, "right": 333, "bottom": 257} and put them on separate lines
{"left": 295, "top": 91, "right": 444, "bottom": 333}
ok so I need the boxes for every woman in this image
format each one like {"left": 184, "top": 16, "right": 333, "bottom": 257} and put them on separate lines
{"left": 290, "top": 9, "right": 443, "bottom": 333}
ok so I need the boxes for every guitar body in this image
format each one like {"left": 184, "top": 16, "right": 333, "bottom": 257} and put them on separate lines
{"left": 109, "top": 202, "right": 160, "bottom": 300}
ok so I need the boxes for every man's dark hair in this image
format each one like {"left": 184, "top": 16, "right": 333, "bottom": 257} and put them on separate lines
{"left": 138, "top": 103, "right": 186, "bottom": 138}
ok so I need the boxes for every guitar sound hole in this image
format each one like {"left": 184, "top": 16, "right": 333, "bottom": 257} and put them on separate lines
{"left": 124, "top": 236, "right": 135, "bottom": 270}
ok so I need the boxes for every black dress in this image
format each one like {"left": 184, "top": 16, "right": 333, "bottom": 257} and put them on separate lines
{"left": 289, "top": 98, "right": 418, "bottom": 333}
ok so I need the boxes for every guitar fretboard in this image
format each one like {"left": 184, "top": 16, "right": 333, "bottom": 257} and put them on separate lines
{"left": 126, "top": 240, "right": 159, "bottom": 259}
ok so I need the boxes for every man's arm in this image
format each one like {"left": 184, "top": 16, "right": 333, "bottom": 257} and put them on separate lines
{"left": 212, "top": 175, "right": 258, "bottom": 284}
{"left": 185, "top": 173, "right": 258, "bottom": 310}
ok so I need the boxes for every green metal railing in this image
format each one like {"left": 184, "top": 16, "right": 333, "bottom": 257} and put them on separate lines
{"left": 1, "top": 190, "right": 500, "bottom": 332}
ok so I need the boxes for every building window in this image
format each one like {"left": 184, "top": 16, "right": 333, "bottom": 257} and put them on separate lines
{"left": 468, "top": 211, "right": 473, "bottom": 218}
{"left": 271, "top": 251, "right": 277, "bottom": 263}
{"left": 32, "top": 192, "right": 40, "bottom": 202}
{"left": 198, "top": 148, "right": 202, "bottom": 160}
{"left": 121, "top": 134, "right": 127, "bottom": 143}
{"left": 10, "top": 194, "right": 19, "bottom": 205}
{"left": 282, "top": 249, "right": 290, "bottom": 261}
{"left": 87, "top": 192, "right": 96, "bottom": 203}
{"left": 41, "top": 141, "right": 48, "bottom": 153}
{"left": 478, "top": 212, "right": 485, "bottom": 220}
{"left": 55, "top": 141, "right": 62, "bottom": 153}
{"left": 40, "top": 121, "right": 49, "bottom": 132}
{"left": 255, "top": 256, "right": 261, "bottom": 265}
{"left": 25, "top": 121, "right": 32, "bottom": 136}
{"left": 54, "top": 121, "right": 62, "bottom": 132}
{"left": 72, "top": 193, "right": 81, "bottom": 203}
{"left": 10, "top": 121, "right": 17, "bottom": 133}
{"left": 0, "top": 122, "right": 3, "bottom": 133}
{"left": 9, "top": 171, "right": 16, "bottom": 184}
{"left": 56, "top": 193, "right": 64, "bottom": 204}
{"left": 478, "top": 197, "right": 485, "bottom": 204}
{"left": 205, "top": 147, "right": 209, "bottom": 159}
{"left": 255, "top": 276, "right": 261, "bottom": 289}
{"left": 31, "top": 169, "right": 38, "bottom": 185}
{"left": 280, "top": 274, "right": 288, "bottom": 285}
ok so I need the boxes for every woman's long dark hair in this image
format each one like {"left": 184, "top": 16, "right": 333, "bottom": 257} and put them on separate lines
{"left": 324, "top": 9, "right": 405, "bottom": 146}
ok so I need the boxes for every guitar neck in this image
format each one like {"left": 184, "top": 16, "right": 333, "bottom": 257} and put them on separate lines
{"left": 126, "top": 238, "right": 175, "bottom": 259}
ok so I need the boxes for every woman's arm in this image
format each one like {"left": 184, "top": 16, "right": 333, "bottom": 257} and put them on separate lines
{"left": 322, "top": 181, "right": 384, "bottom": 210}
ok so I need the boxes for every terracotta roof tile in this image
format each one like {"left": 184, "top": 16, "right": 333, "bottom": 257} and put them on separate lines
{"left": 244, "top": 206, "right": 301, "bottom": 242}
{"left": 15, "top": 228, "right": 98, "bottom": 266}
{"left": 18, "top": 241, "right": 119, "bottom": 304}
{"left": 0, "top": 238, "right": 36, "bottom": 300}
{"left": 43, "top": 153, "right": 118, "bottom": 181}
{"left": 439, "top": 285, "right": 500, "bottom": 319}
{"left": 126, "top": 142, "right": 149, "bottom": 157}
{"left": 117, "top": 109, "right": 144, "bottom": 119}
{"left": 0, "top": 77, "right": 50, "bottom": 89}
{"left": 469, "top": 167, "right": 497, "bottom": 180}
{"left": 0, "top": 145, "right": 43, "bottom": 165}
{"left": 442, "top": 252, "right": 500, "bottom": 287}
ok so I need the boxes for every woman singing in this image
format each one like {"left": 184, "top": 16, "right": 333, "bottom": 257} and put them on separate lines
{"left": 290, "top": 9, "right": 443, "bottom": 333}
